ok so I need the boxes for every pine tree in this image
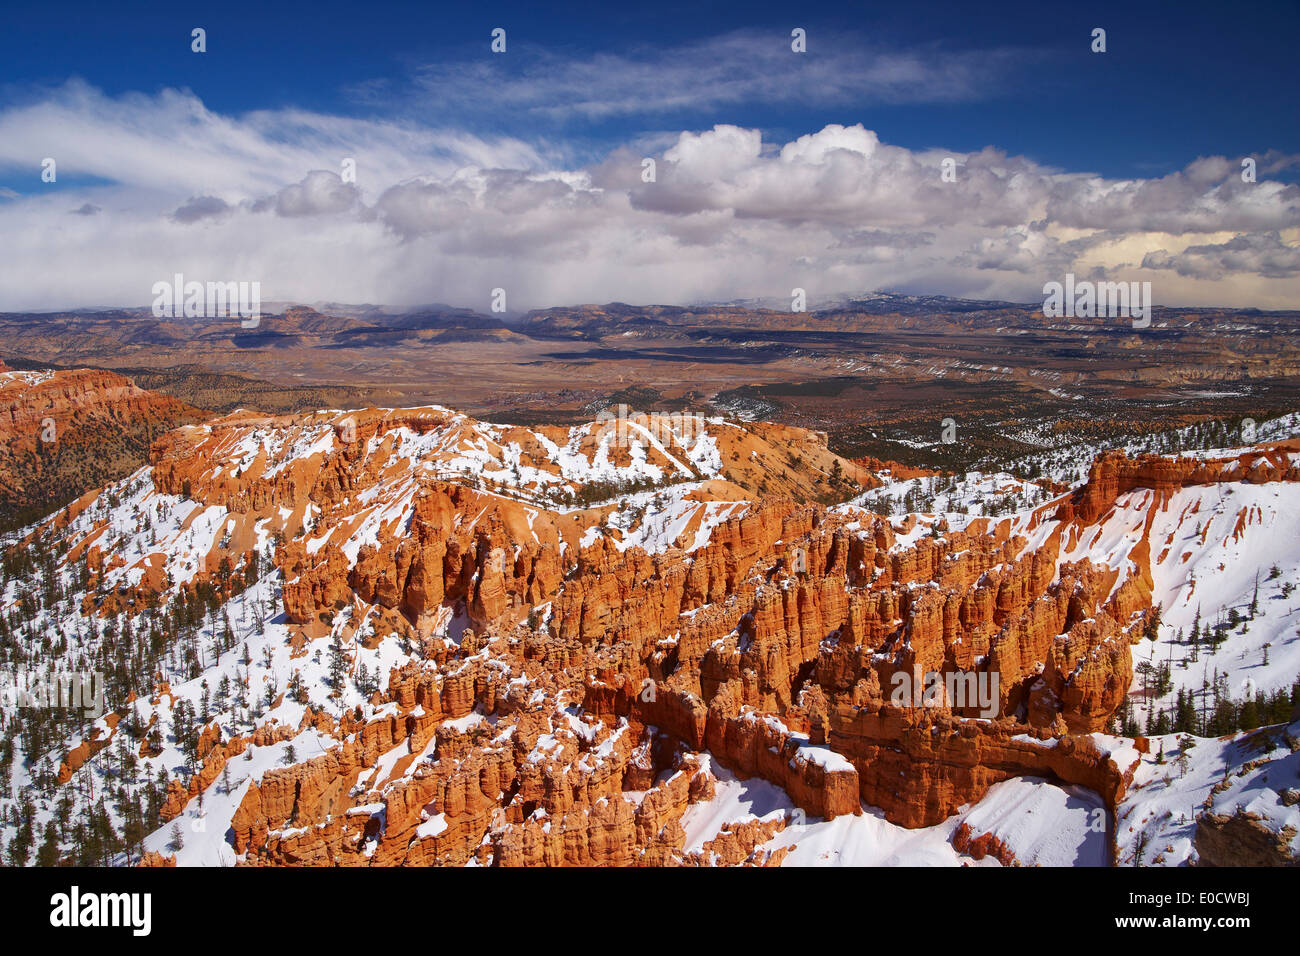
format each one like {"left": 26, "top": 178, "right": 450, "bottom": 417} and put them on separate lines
{"left": 1153, "top": 707, "right": 1171, "bottom": 735}
{"left": 1240, "top": 692, "right": 1260, "bottom": 731}
{"left": 328, "top": 633, "right": 348, "bottom": 696}
{"left": 36, "top": 821, "right": 61, "bottom": 867}
{"left": 1143, "top": 603, "right": 1162, "bottom": 643}
{"left": 1173, "top": 688, "right": 1189, "bottom": 733}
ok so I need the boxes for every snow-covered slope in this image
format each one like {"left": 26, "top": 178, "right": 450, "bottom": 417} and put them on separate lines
{"left": 2, "top": 401, "right": 1298, "bottom": 868}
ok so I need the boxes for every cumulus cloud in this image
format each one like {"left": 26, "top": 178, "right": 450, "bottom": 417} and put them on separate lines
{"left": 1046, "top": 158, "right": 1300, "bottom": 233}
{"left": 0, "top": 83, "right": 1297, "bottom": 311}
{"left": 1143, "top": 233, "right": 1300, "bottom": 279}
{"left": 627, "top": 126, "right": 1052, "bottom": 230}
{"left": 171, "top": 195, "right": 231, "bottom": 224}
{"left": 262, "top": 170, "right": 360, "bottom": 217}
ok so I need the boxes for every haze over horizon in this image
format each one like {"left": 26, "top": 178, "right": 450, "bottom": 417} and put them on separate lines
{"left": 7, "top": 287, "right": 1299, "bottom": 321}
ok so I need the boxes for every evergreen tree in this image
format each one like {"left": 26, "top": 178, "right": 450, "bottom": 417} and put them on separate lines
{"left": 328, "top": 633, "right": 349, "bottom": 696}
{"left": 35, "top": 821, "right": 61, "bottom": 867}
{"left": 1239, "top": 692, "right": 1260, "bottom": 731}
{"left": 1153, "top": 707, "right": 1171, "bottom": 735}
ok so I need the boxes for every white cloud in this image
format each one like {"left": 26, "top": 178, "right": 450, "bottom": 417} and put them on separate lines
{"left": 1143, "top": 232, "right": 1300, "bottom": 280}
{"left": 265, "top": 170, "right": 360, "bottom": 218}
{"left": 0, "top": 83, "right": 1297, "bottom": 312}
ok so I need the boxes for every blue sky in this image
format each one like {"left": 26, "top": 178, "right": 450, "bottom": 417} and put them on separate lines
{"left": 4, "top": 0, "right": 1296, "bottom": 178}
{"left": 0, "top": 0, "right": 1296, "bottom": 309}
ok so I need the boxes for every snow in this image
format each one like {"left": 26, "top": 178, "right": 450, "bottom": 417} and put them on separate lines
{"left": 141, "top": 727, "right": 338, "bottom": 868}
{"left": 681, "top": 761, "right": 1108, "bottom": 866}
{"left": 1069, "top": 480, "right": 1300, "bottom": 723}
{"left": 1117, "top": 721, "right": 1300, "bottom": 866}
{"left": 6, "top": 396, "right": 1298, "bottom": 869}
{"left": 416, "top": 813, "right": 448, "bottom": 840}
{"left": 0, "top": 368, "right": 57, "bottom": 388}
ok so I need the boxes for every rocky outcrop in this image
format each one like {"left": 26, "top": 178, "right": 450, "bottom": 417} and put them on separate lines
{"left": 0, "top": 364, "right": 203, "bottom": 528}
{"left": 1057, "top": 445, "right": 1300, "bottom": 526}
{"left": 0, "top": 364, "right": 195, "bottom": 444}
{"left": 162, "top": 428, "right": 1163, "bottom": 859}
{"left": 1195, "top": 809, "right": 1300, "bottom": 866}
{"left": 952, "top": 822, "right": 1019, "bottom": 866}
{"left": 41, "top": 399, "right": 1296, "bottom": 865}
